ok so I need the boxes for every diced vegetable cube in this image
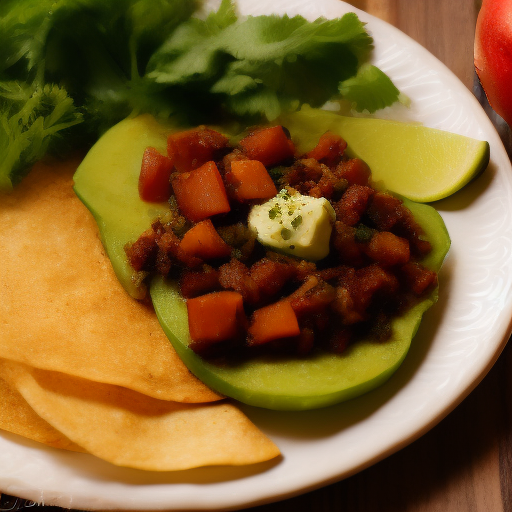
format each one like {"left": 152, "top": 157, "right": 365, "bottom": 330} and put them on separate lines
{"left": 138, "top": 147, "right": 174, "bottom": 202}
{"left": 167, "top": 127, "right": 229, "bottom": 172}
{"left": 180, "top": 266, "right": 221, "bottom": 298}
{"left": 229, "top": 159, "right": 277, "bottom": 201}
{"left": 363, "top": 231, "right": 410, "bottom": 267}
{"left": 171, "top": 161, "right": 231, "bottom": 222}
{"left": 248, "top": 300, "right": 300, "bottom": 346}
{"left": 306, "top": 131, "right": 347, "bottom": 167}
{"left": 400, "top": 262, "right": 438, "bottom": 296}
{"left": 239, "top": 126, "right": 295, "bottom": 167}
{"left": 179, "top": 219, "right": 232, "bottom": 260}
{"left": 187, "top": 291, "right": 247, "bottom": 351}
{"left": 335, "top": 158, "right": 371, "bottom": 186}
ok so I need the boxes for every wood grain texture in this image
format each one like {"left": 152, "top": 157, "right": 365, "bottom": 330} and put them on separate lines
{"left": 350, "top": 0, "right": 478, "bottom": 90}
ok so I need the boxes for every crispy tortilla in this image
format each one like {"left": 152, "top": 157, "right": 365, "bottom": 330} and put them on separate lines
{"left": 0, "top": 359, "right": 280, "bottom": 470}
{"left": 0, "top": 159, "right": 221, "bottom": 403}
{"left": 0, "top": 375, "right": 84, "bottom": 452}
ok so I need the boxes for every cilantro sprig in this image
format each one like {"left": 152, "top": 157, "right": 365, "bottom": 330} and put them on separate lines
{"left": 0, "top": 0, "right": 400, "bottom": 193}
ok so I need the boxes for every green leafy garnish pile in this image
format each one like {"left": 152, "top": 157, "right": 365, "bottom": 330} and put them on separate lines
{"left": 0, "top": 0, "right": 399, "bottom": 192}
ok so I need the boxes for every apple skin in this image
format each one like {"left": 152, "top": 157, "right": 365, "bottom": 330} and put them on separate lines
{"left": 475, "top": 0, "right": 512, "bottom": 126}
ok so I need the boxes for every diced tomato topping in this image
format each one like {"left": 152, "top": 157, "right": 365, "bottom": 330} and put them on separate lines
{"left": 400, "top": 262, "right": 438, "bottom": 296}
{"left": 187, "top": 291, "right": 247, "bottom": 351}
{"left": 179, "top": 219, "right": 232, "bottom": 260}
{"left": 171, "top": 161, "right": 231, "bottom": 222}
{"left": 167, "top": 127, "right": 229, "bottom": 172}
{"left": 128, "top": 125, "right": 439, "bottom": 359}
{"left": 228, "top": 159, "right": 278, "bottom": 202}
{"left": 247, "top": 300, "right": 300, "bottom": 346}
{"left": 288, "top": 278, "right": 337, "bottom": 318}
{"left": 239, "top": 126, "right": 295, "bottom": 167}
{"left": 334, "top": 184, "right": 374, "bottom": 226}
{"left": 138, "top": 147, "right": 174, "bottom": 202}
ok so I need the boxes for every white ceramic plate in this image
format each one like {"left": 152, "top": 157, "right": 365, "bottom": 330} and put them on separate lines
{"left": 2, "top": 0, "right": 512, "bottom": 510}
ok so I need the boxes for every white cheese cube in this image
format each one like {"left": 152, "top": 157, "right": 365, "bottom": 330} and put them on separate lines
{"left": 248, "top": 190, "right": 336, "bottom": 261}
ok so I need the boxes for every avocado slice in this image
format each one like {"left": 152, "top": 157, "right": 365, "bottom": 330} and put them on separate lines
{"left": 150, "top": 197, "right": 449, "bottom": 410}
{"left": 73, "top": 115, "right": 174, "bottom": 299}
{"left": 73, "top": 112, "right": 451, "bottom": 411}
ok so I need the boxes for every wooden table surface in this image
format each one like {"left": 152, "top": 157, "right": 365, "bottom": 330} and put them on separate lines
{"left": 2, "top": 2, "right": 510, "bottom": 512}
{"left": 253, "top": 1, "right": 512, "bottom": 511}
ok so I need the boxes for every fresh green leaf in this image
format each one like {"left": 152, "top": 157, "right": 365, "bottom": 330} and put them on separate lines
{"left": 0, "top": 0, "right": 198, "bottom": 189}
{"left": 339, "top": 63, "right": 400, "bottom": 113}
{"left": 147, "top": 0, "right": 237, "bottom": 85}
{"left": 0, "top": 81, "right": 82, "bottom": 192}
{"left": 0, "top": 0, "right": 401, "bottom": 192}
{"left": 147, "top": 10, "right": 378, "bottom": 121}
{"left": 225, "top": 87, "right": 284, "bottom": 120}
{"left": 221, "top": 12, "right": 372, "bottom": 62}
{"left": 0, "top": 0, "right": 56, "bottom": 77}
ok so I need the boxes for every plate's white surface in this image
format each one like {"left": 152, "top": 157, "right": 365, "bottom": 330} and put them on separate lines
{"left": 2, "top": 0, "right": 512, "bottom": 510}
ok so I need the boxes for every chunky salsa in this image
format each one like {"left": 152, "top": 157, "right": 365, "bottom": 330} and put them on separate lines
{"left": 126, "top": 125, "right": 437, "bottom": 359}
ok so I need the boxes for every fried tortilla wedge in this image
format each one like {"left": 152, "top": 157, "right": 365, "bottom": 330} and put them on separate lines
{"left": 0, "top": 375, "right": 84, "bottom": 452}
{"left": 0, "top": 159, "right": 221, "bottom": 403}
{"left": 0, "top": 359, "right": 280, "bottom": 470}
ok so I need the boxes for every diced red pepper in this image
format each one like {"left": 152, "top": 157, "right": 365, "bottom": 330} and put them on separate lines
{"left": 138, "top": 147, "right": 174, "bottom": 202}
{"left": 187, "top": 291, "right": 247, "bottom": 352}
{"left": 179, "top": 219, "right": 232, "bottom": 260}
{"left": 247, "top": 300, "right": 300, "bottom": 346}
{"left": 228, "top": 159, "right": 278, "bottom": 202}
{"left": 171, "top": 161, "right": 231, "bottom": 222}
{"left": 167, "top": 127, "right": 229, "bottom": 172}
{"left": 239, "top": 126, "right": 295, "bottom": 167}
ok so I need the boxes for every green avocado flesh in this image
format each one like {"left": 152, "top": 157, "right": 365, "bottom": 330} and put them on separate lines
{"left": 73, "top": 115, "right": 172, "bottom": 299}
{"left": 73, "top": 113, "right": 451, "bottom": 411}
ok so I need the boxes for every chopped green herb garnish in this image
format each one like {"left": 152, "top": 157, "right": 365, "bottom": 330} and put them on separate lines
{"left": 355, "top": 224, "right": 375, "bottom": 243}
{"left": 281, "top": 228, "right": 292, "bottom": 240}
{"left": 339, "top": 63, "right": 401, "bottom": 114}
{"left": 291, "top": 215, "right": 303, "bottom": 229}
{"left": 268, "top": 204, "right": 281, "bottom": 219}
{"left": 268, "top": 166, "right": 287, "bottom": 185}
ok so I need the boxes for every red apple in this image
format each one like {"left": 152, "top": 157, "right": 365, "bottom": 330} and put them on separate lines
{"left": 474, "top": 0, "right": 512, "bottom": 126}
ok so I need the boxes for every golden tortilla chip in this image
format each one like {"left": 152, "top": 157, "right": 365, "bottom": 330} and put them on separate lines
{"left": 0, "top": 359, "right": 280, "bottom": 470}
{"left": 0, "top": 159, "right": 220, "bottom": 403}
{"left": 0, "top": 375, "right": 84, "bottom": 452}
